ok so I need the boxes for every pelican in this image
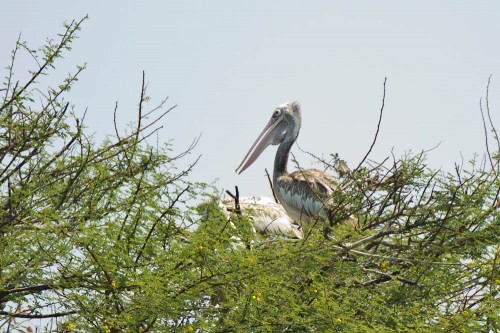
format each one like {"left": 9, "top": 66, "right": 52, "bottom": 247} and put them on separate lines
{"left": 219, "top": 196, "right": 303, "bottom": 239}
{"left": 236, "top": 102, "right": 345, "bottom": 226}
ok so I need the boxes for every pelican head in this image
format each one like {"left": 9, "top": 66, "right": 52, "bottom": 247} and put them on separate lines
{"left": 236, "top": 102, "right": 301, "bottom": 174}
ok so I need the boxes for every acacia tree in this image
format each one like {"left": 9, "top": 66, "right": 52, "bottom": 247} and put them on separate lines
{"left": 0, "top": 17, "right": 207, "bottom": 332}
{"left": 1, "top": 17, "right": 500, "bottom": 333}
{"left": 196, "top": 148, "right": 500, "bottom": 332}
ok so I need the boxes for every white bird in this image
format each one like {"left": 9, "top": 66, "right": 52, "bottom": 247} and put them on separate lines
{"left": 219, "top": 196, "right": 303, "bottom": 239}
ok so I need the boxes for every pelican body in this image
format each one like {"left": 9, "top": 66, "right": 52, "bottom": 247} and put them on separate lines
{"left": 236, "top": 102, "right": 337, "bottom": 225}
{"left": 220, "top": 196, "right": 303, "bottom": 239}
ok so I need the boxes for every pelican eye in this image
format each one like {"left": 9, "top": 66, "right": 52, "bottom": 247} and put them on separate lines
{"left": 272, "top": 109, "right": 282, "bottom": 118}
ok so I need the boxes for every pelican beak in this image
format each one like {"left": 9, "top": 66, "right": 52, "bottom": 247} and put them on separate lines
{"left": 236, "top": 116, "right": 285, "bottom": 174}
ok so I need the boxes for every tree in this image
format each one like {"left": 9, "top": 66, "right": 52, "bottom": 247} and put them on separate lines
{"left": 1, "top": 17, "right": 499, "bottom": 332}
{"left": 0, "top": 17, "right": 204, "bottom": 332}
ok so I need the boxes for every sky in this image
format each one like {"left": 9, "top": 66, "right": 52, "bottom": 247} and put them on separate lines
{"left": 1, "top": 1, "right": 500, "bottom": 199}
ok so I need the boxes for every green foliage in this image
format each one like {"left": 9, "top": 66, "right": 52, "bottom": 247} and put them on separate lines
{"left": 1, "top": 17, "right": 499, "bottom": 333}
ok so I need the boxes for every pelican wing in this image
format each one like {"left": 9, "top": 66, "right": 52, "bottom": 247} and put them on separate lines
{"left": 275, "top": 169, "right": 337, "bottom": 224}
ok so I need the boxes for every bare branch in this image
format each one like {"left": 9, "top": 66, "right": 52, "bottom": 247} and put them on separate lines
{"left": 485, "top": 75, "right": 499, "bottom": 169}
{"left": 137, "top": 70, "right": 146, "bottom": 142}
{"left": 354, "top": 77, "right": 387, "bottom": 173}
{"left": 225, "top": 186, "right": 241, "bottom": 215}
{"left": 264, "top": 168, "right": 279, "bottom": 203}
{"left": 361, "top": 268, "right": 421, "bottom": 287}
{"left": 480, "top": 97, "right": 494, "bottom": 170}
{"left": 0, "top": 310, "right": 76, "bottom": 319}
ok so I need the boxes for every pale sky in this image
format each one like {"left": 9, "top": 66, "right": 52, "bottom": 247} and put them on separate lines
{"left": 2, "top": 1, "right": 500, "bottom": 198}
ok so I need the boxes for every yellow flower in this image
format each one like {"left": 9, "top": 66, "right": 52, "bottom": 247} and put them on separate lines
{"left": 380, "top": 261, "right": 388, "bottom": 272}
{"left": 337, "top": 317, "right": 342, "bottom": 323}
{"left": 483, "top": 263, "right": 493, "bottom": 271}
{"left": 313, "top": 289, "right": 318, "bottom": 293}
{"left": 188, "top": 325, "right": 194, "bottom": 331}
{"left": 66, "top": 323, "right": 76, "bottom": 330}
{"left": 111, "top": 280, "right": 117, "bottom": 288}
{"left": 103, "top": 325, "right": 111, "bottom": 333}
{"left": 198, "top": 245, "right": 204, "bottom": 251}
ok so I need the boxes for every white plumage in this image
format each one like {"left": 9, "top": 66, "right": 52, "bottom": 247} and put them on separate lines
{"left": 219, "top": 196, "right": 303, "bottom": 239}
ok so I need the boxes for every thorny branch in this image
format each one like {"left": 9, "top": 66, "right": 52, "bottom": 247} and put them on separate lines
{"left": 0, "top": 17, "right": 88, "bottom": 113}
{"left": 0, "top": 310, "right": 77, "bottom": 319}
{"left": 264, "top": 168, "right": 279, "bottom": 203}
{"left": 480, "top": 75, "right": 498, "bottom": 171}
{"left": 226, "top": 186, "right": 241, "bottom": 215}
{"left": 354, "top": 77, "right": 387, "bottom": 173}
{"left": 0, "top": 24, "right": 197, "bottom": 326}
